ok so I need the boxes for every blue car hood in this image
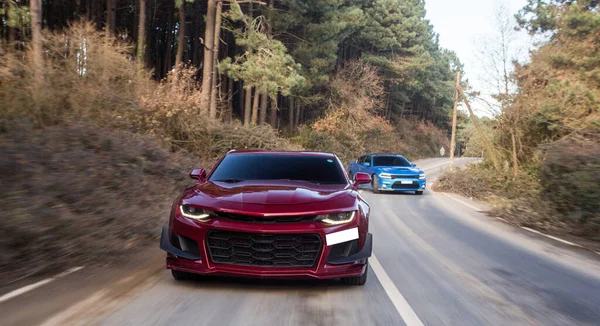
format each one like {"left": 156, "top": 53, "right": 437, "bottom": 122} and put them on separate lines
{"left": 377, "top": 167, "right": 422, "bottom": 175}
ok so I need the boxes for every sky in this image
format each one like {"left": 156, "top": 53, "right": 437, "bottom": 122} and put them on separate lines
{"left": 424, "top": 0, "right": 535, "bottom": 117}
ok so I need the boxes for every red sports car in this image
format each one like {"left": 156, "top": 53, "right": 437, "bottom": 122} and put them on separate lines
{"left": 160, "top": 150, "right": 373, "bottom": 285}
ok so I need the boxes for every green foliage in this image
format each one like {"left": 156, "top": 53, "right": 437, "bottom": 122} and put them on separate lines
{"left": 220, "top": 17, "right": 305, "bottom": 97}
{"left": 1, "top": 0, "right": 30, "bottom": 29}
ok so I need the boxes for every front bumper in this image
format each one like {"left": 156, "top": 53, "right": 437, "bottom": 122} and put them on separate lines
{"left": 376, "top": 177, "right": 426, "bottom": 192}
{"left": 159, "top": 217, "right": 372, "bottom": 280}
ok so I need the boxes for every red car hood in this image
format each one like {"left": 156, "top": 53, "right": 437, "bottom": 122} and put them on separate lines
{"left": 180, "top": 180, "right": 358, "bottom": 214}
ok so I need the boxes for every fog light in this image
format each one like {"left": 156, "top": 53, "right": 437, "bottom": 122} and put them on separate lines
{"left": 422, "top": 184, "right": 426, "bottom": 188}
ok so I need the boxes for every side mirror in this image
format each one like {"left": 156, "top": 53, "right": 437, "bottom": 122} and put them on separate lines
{"left": 189, "top": 168, "right": 207, "bottom": 181}
{"left": 363, "top": 162, "right": 371, "bottom": 167}
{"left": 353, "top": 172, "right": 371, "bottom": 188}
{"left": 411, "top": 163, "right": 417, "bottom": 168}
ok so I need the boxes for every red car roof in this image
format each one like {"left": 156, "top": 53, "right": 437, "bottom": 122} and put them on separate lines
{"left": 226, "top": 150, "right": 337, "bottom": 158}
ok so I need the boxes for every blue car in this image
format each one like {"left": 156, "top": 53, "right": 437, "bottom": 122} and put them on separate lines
{"left": 348, "top": 153, "right": 426, "bottom": 195}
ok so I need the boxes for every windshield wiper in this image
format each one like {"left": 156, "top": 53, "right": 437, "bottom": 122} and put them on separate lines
{"left": 213, "top": 178, "right": 244, "bottom": 183}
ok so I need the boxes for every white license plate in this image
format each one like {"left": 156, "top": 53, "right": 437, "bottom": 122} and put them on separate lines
{"left": 401, "top": 180, "right": 413, "bottom": 184}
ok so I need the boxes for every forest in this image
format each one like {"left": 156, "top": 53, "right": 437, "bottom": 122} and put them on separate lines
{"left": 0, "top": 0, "right": 460, "bottom": 164}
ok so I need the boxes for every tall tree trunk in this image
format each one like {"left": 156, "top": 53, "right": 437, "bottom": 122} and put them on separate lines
{"left": 8, "top": 27, "right": 16, "bottom": 46}
{"left": 251, "top": 87, "right": 259, "bottom": 125}
{"left": 295, "top": 104, "right": 301, "bottom": 128}
{"left": 269, "top": 95, "right": 277, "bottom": 128}
{"left": 288, "top": 97, "right": 295, "bottom": 131}
{"left": 106, "top": 0, "right": 117, "bottom": 37}
{"left": 137, "top": 0, "right": 147, "bottom": 64}
{"left": 199, "top": 0, "right": 217, "bottom": 112}
{"left": 244, "top": 85, "right": 251, "bottom": 126}
{"left": 30, "top": 0, "right": 43, "bottom": 81}
{"left": 164, "top": 0, "right": 174, "bottom": 75}
{"left": 209, "top": 0, "right": 222, "bottom": 119}
{"left": 228, "top": 77, "right": 233, "bottom": 121}
{"left": 259, "top": 94, "right": 267, "bottom": 124}
{"left": 511, "top": 128, "right": 519, "bottom": 177}
{"left": 76, "top": 0, "right": 82, "bottom": 17}
{"left": 457, "top": 85, "right": 502, "bottom": 174}
{"left": 175, "top": 2, "right": 185, "bottom": 68}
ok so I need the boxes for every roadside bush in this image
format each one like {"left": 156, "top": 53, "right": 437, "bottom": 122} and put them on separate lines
{"left": 540, "top": 137, "right": 600, "bottom": 236}
{"left": 0, "top": 124, "right": 198, "bottom": 282}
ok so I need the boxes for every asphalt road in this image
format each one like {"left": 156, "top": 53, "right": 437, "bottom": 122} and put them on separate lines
{"left": 5, "top": 157, "right": 600, "bottom": 325}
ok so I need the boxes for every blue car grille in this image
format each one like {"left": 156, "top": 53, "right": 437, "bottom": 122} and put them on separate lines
{"left": 392, "top": 181, "right": 420, "bottom": 189}
{"left": 390, "top": 174, "right": 417, "bottom": 179}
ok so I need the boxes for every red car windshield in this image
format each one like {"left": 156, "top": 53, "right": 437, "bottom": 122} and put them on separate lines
{"left": 372, "top": 156, "right": 411, "bottom": 167}
{"left": 209, "top": 154, "right": 347, "bottom": 184}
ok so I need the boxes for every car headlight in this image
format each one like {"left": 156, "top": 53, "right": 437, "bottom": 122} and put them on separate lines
{"left": 418, "top": 174, "right": 425, "bottom": 179}
{"left": 179, "top": 205, "right": 212, "bottom": 221}
{"left": 379, "top": 173, "right": 392, "bottom": 179}
{"left": 316, "top": 211, "right": 356, "bottom": 225}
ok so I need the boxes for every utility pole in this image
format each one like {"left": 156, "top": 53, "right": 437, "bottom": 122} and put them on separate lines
{"left": 449, "top": 71, "right": 461, "bottom": 170}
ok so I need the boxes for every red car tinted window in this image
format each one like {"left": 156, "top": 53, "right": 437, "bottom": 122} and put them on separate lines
{"left": 209, "top": 154, "right": 347, "bottom": 184}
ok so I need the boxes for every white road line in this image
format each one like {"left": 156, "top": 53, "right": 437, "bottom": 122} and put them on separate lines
{"left": 520, "top": 227, "right": 583, "bottom": 248}
{"left": 0, "top": 266, "right": 84, "bottom": 303}
{"left": 440, "top": 192, "right": 482, "bottom": 211}
{"left": 421, "top": 160, "right": 452, "bottom": 171}
{"left": 370, "top": 254, "right": 425, "bottom": 326}
{"left": 440, "top": 189, "right": 598, "bottom": 253}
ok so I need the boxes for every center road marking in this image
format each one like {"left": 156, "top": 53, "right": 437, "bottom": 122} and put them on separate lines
{"left": 370, "top": 254, "right": 425, "bottom": 326}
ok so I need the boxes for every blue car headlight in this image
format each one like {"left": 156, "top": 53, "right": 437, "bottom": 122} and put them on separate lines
{"left": 418, "top": 174, "right": 425, "bottom": 179}
{"left": 379, "top": 173, "right": 392, "bottom": 179}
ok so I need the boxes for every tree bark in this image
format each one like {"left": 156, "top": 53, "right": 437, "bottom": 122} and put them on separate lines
{"left": 288, "top": 97, "right": 295, "bottom": 131}
{"left": 251, "top": 87, "right": 259, "bottom": 125}
{"left": 227, "top": 77, "right": 233, "bottom": 121}
{"left": 164, "top": 0, "right": 174, "bottom": 76}
{"left": 295, "top": 103, "right": 301, "bottom": 127}
{"left": 199, "top": 0, "right": 217, "bottom": 112}
{"left": 244, "top": 85, "right": 252, "bottom": 126}
{"left": 511, "top": 128, "right": 519, "bottom": 177}
{"left": 137, "top": 0, "right": 147, "bottom": 64}
{"left": 106, "top": 0, "right": 117, "bottom": 37}
{"left": 175, "top": 2, "right": 186, "bottom": 68}
{"left": 209, "top": 0, "right": 223, "bottom": 119}
{"left": 30, "top": 0, "right": 43, "bottom": 81}
{"left": 259, "top": 94, "right": 267, "bottom": 124}
{"left": 269, "top": 95, "right": 277, "bottom": 128}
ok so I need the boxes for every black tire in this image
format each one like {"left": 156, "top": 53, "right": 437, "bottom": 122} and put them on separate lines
{"left": 372, "top": 175, "right": 380, "bottom": 194}
{"left": 171, "top": 269, "right": 192, "bottom": 281}
{"left": 342, "top": 261, "right": 368, "bottom": 286}
{"left": 415, "top": 190, "right": 424, "bottom": 195}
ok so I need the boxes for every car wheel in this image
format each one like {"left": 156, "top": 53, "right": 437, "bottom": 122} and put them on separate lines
{"left": 171, "top": 269, "right": 192, "bottom": 281}
{"left": 342, "top": 261, "right": 368, "bottom": 286}
{"left": 415, "top": 190, "right": 424, "bottom": 195}
{"left": 372, "top": 175, "right": 379, "bottom": 194}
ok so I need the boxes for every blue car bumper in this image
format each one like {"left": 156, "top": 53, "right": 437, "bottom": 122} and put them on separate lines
{"left": 375, "top": 177, "right": 426, "bottom": 192}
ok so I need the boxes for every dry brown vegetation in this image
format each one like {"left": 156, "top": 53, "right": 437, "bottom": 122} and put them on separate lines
{"left": 437, "top": 4, "right": 600, "bottom": 241}
{"left": 0, "top": 124, "right": 198, "bottom": 283}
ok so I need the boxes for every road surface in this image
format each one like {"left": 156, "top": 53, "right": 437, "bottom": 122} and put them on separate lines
{"left": 3, "top": 157, "right": 600, "bottom": 325}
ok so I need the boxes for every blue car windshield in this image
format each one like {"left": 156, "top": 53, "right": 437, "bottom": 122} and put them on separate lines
{"left": 372, "top": 156, "right": 411, "bottom": 167}
{"left": 209, "top": 154, "right": 347, "bottom": 184}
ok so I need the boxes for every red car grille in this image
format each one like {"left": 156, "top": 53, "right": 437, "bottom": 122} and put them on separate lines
{"left": 206, "top": 231, "right": 322, "bottom": 268}
{"left": 213, "top": 211, "right": 316, "bottom": 224}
